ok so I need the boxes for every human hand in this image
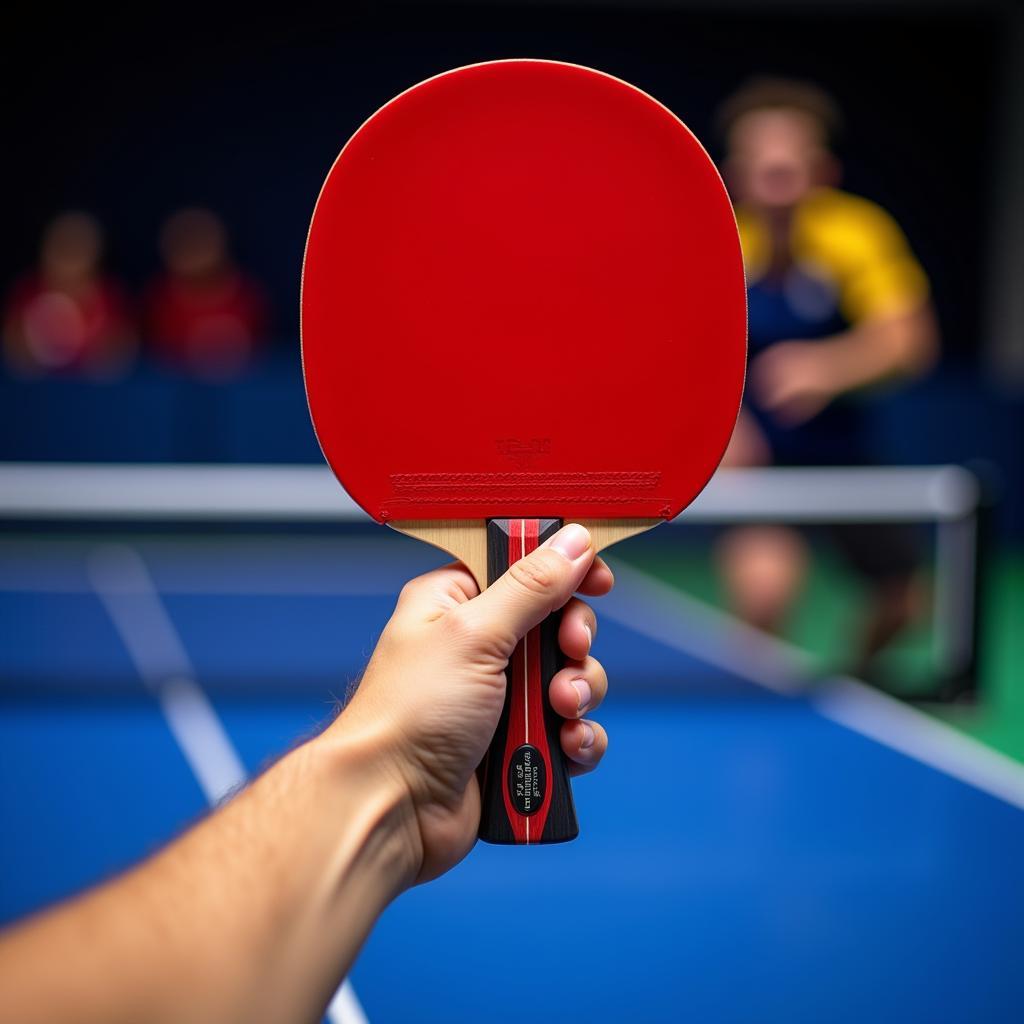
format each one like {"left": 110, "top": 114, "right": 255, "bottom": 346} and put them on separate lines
{"left": 332, "top": 524, "right": 613, "bottom": 884}
{"left": 750, "top": 340, "right": 839, "bottom": 426}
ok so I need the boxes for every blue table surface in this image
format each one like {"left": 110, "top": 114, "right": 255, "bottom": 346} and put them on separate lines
{"left": 2, "top": 528, "right": 1022, "bottom": 1023}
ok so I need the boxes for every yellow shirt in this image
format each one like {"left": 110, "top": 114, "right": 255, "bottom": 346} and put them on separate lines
{"left": 735, "top": 187, "right": 929, "bottom": 324}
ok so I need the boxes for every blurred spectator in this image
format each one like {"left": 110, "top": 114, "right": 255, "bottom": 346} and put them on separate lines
{"left": 145, "top": 207, "right": 269, "bottom": 378}
{"left": 3, "top": 212, "right": 135, "bottom": 378}
{"left": 714, "top": 78, "right": 938, "bottom": 675}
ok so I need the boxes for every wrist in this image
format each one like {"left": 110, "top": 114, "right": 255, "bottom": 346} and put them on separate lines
{"left": 308, "top": 720, "right": 424, "bottom": 896}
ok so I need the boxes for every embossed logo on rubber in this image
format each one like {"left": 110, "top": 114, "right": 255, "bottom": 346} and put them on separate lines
{"left": 496, "top": 437, "right": 551, "bottom": 468}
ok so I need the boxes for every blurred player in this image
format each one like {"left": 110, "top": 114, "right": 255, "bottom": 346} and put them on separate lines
{"left": 715, "top": 78, "right": 938, "bottom": 674}
{"left": 3, "top": 212, "right": 135, "bottom": 378}
{"left": 145, "top": 208, "right": 269, "bottom": 378}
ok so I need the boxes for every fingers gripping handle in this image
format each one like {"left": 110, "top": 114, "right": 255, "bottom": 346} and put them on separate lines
{"left": 477, "top": 518, "right": 580, "bottom": 845}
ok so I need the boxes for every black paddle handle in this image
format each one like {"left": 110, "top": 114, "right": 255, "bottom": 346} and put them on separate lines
{"left": 477, "top": 518, "right": 579, "bottom": 845}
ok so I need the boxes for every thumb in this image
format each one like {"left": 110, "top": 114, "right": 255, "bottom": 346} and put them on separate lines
{"left": 461, "top": 523, "right": 595, "bottom": 647}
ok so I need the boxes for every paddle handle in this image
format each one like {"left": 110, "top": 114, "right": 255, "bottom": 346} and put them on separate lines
{"left": 477, "top": 518, "right": 579, "bottom": 845}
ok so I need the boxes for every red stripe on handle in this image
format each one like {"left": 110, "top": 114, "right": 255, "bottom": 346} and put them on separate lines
{"left": 498, "top": 519, "right": 553, "bottom": 844}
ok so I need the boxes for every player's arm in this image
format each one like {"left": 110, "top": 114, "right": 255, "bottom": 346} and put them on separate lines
{"left": 814, "top": 301, "right": 938, "bottom": 391}
{"left": 752, "top": 200, "right": 938, "bottom": 425}
{"left": 0, "top": 733, "right": 415, "bottom": 1024}
{"left": 755, "top": 304, "right": 937, "bottom": 425}
{"left": 0, "top": 526, "right": 611, "bottom": 1024}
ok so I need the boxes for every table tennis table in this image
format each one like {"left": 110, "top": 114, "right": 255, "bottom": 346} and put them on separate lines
{"left": 2, "top": 522, "right": 1021, "bottom": 1023}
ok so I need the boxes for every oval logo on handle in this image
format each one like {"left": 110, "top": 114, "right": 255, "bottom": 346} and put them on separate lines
{"left": 508, "top": 744, "right": 546, "bottom": 817}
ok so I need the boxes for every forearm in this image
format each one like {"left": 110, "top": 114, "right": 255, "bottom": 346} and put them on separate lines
{"left": 0, "top": 724, "right": 419, "bottom": 1024}
{"left": 818, "top": 304, "right": 937, "bottom": 394}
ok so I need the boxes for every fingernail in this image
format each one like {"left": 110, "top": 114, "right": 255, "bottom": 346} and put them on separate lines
{"left": 546, "top": 524, "right": 591, "bottom": 561}
{"left": 571, "top": 678, "right": 592, "bottom": 714}
{"left": 579, "top": 722, "right": 595, "bottom": 749}
{"left": 583, "top": 622, "right": 593, "bottom": 651}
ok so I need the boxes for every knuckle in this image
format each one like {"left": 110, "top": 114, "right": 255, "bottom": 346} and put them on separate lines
{"left": 567, "top": 599, "right": 597, "bottom": 638}
{"left": 439, "top": 606, "right": 480, "bottom": 646}
{"left": 508, "top": 551, "right": 559, "bottom": 596}
{"left": 441, "top": 606, "right": 515, "bottom": 663}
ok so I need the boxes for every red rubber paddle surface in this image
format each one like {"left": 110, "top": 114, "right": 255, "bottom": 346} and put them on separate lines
{"left": 302, "top": 60, "right": 746, "bottom": 524}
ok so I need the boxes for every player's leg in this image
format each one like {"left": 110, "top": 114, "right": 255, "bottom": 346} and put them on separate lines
{"left": 856, "top": 574, "right": 926, "bottom": 674}
{"left": 829, "top": 524, "right": 926, "bottom": 677}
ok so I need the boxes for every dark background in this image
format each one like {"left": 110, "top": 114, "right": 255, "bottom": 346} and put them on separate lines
{"left": 1, "top": 1, "right": 1020, "bottom": 533}
{"left": 0, "top": 3, "right": 1000, "bottom": 354}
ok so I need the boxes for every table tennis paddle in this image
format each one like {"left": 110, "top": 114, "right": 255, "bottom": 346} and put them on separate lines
{"left": 302, "top": 59, "right": 746, "bottom": 845}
